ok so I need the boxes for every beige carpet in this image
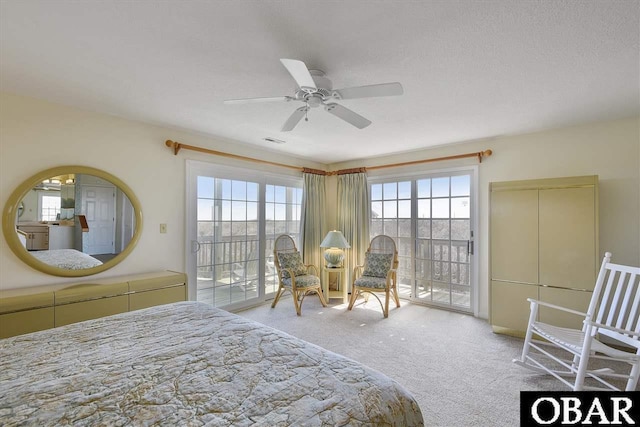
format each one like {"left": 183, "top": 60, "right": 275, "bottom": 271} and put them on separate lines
{"left": 237, "top": 296, "right": 636, "bottom": 427}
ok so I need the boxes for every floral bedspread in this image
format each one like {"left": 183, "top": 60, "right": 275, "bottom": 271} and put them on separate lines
{"left": 0, "top": 302, "right": 423, "bottom": 426}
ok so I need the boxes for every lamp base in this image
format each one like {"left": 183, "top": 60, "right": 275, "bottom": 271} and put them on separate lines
{"left": 323, "top": 248, "right": 344, "bottom": 268}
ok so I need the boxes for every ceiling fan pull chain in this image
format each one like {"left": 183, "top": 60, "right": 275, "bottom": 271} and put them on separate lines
{"left": 305, "top": 101, "right": 309, "bottom": 122}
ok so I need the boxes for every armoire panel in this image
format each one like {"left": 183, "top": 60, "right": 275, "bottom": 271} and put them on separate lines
{"left": 539, "top": 186, "right": 597, "bottom": 290}
{"left": 490, "top": 280, "right": 538, "bottom": 333}
{"left": 490, "top": 189, "right": 539, "bottom": 284}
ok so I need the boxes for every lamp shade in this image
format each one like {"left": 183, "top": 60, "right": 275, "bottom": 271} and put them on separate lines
{"left": 320, "top": 231, "right": 351, "bottom": 249}
{"left": 320, "top": 231, "right": 350, "bottom": 267}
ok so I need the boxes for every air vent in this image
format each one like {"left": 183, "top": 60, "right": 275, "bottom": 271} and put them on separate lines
{"left": 263, "top": 137, "right": 286, "bottom": 144}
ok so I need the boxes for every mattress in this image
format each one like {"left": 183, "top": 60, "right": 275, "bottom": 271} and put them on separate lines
{"left": 29, "top": 248, "right": 103, "bottom": 270}
{"left": 0, "top": 301, "right": 423, "bottom": 426}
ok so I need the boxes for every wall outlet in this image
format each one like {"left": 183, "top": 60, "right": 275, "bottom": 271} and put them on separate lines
{"left": 160, "top": 223, "right": 167, "bottom": 234}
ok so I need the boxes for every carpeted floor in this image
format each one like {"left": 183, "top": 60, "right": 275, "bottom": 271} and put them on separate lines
{"left": 237, "top": 296, "right": 636, "bottom": 427}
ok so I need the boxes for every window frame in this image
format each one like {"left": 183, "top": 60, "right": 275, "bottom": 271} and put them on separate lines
{"left": 367, "top": 165, "right": 479, "bottom": 315}
{"left": 186, "top": 160, "right": 303, "bottom": 310}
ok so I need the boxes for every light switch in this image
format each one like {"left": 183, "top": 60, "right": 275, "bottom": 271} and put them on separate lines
{"left": 160, "top": 223, "right": 167, "bottom": 234}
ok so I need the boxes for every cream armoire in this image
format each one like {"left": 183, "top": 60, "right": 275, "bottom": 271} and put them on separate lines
{"left": 489, "top": 175, "right": 599, "bottom": 336}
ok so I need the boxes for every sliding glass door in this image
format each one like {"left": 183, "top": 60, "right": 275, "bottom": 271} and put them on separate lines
{"left": 369, "top": 168, "right": 477, "bottom": 313}
{"left": 186, "top": 160, "right": 302, "bottom": 311}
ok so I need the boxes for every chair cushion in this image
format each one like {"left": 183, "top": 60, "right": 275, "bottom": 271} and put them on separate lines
{"left": 362, "top": 253, "right": 394, "bottom": 278}
{"left": 283, "top": 274, "right": 320, "bottom": 288}
{"left": 354, "top": 276, "right": 387, "bottom": 289}
{"left": 277, "top": 252, "right": 308, "bottom": 279}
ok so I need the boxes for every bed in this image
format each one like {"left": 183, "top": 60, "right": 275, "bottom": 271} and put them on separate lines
{"left": 29, "top": 248, "right": 103, "bottom": 269}
{"left": 0, "top": 301, "right": 423, "bottom": 426}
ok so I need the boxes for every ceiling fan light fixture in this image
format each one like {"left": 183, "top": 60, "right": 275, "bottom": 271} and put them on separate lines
{"left": 224, "top": 58, "right": 403, "bottom": 132}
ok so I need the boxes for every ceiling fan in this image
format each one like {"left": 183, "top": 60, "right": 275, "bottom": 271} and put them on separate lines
{"left": 224, "top": 59, "right": 403, "bottom": 132}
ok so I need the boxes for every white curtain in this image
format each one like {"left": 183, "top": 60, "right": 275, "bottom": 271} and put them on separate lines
{"left": 300, "top": 173, "right": 327, "bottom": 270}
{"left": 337, "top": 172, "right": 370, "bottom": 288}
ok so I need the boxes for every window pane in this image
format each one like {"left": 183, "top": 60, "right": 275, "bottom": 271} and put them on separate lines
{"left": 416, "top": 239, "right": 431, "bottom": 259}
{"left": 232, "top": 180, "right": 246, "bottom": 200}
{"left": 247, "top": 183, "right": 259, "bottom": 201}
{"left": 221, "top": 201, "right": 231, "bottom": 221}
{"left": 415, "top": 258, "right": 430, "bottom": 278}
{"left": 451, "top": 242, "right": 469, "bottom": 263}
{"left": 383, "top": 200, "right": 397, "bottom": 218}
{"left": 383, "top": 219, "right": 397, "bottom": 237}
{"left": 432, "top": 242, "right": 450, "bottom": 261}
{"left": 220, "top": 179, "right": 232, "bottom": 199}
{"left": 371, "top": 201, "right": 382, "bottom": 218}
{"left": 397, "top": 237, "right": 412, "bottom": 256}
{"left": 398, "top": 219, "right": 411, "bottom": 237}
{"left": 247, "top": 221, "right": 258, "bottom": 236}
{"left": 197, "top": 221, "right": 214, "bottom": 238}
{"left": 417, "top": 219, "right": 431, "bottom": 239}
{"left": 432, "top": 177, "right": 449, "bottom": 197}
{"left": 398, "top": 181, "right": 411, "bottom": 199}
{"left": 418, "top": 199, "right": 430, "bottom": 218}
{"left": 265, "top": 185, "right": 274, "bottom": 202}
{"left": 383, "top": 182, "right": 397, "bottom": 200}
{"left": 219, "top": 222, "right": 231, "bottom": 242}
{"left": 197, "top": 176, "right": 214, "bottom": 198}
{"left": 231, "top": 201, "right": 246, "bottom": 220}
{"left": 371, "top": 184, "right": 382, "bottom": 200}
{"left": 398, "top": 200, "right": 411, "bottom": 218}
{"left": 198, "top": 199, "right": 214, "bottom": 221}
{"left": 432, "top": 220, "right": 450, "bottom": 239}
{"left": 274, "top": 203, "right": 286, "bottom": 220}
{"left": 451, "top": 197, "right": 470, "bottom": 219}
{"left": 274, "top": 221, "right": 286, "bottom": 234}
{"left": 451, "top": 219, "right": 470, "bottom": 241}
{"left": 451, "top": 175, "right": 470, "bottom": 197}
{"left": 246, "top": 202, "right": 258, "bottom": 221}
{"left": 231, "top": 222, "right": 246, "bottom": 236}
{"left": 417, "top": 179, "right": 430, "bottom": 198}
{"left": 265, "top": 203, "right": 274, "bottom": 220}
{"left": 371, "top": 219, "right": 383, "bottom": 236}
{"left": 432, "top": 199, "right": 449, "bottom": 218}
{"left": 274, "top": 186, "right": 286, "bottom": 203}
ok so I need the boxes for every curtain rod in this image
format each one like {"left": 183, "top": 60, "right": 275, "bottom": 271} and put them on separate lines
{"left": 165, "top": 140, "right": 303, "bottom": 171}
{"left": 165, "top": 140, "right": 492, "bottom": 175}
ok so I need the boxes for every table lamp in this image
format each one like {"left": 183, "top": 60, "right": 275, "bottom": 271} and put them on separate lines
{"left": 320, "top": 230, "right": 350, "bottom": 268}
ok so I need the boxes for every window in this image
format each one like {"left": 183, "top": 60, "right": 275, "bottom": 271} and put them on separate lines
{"left": 264, "top": 185, "right": 303, "bottom": 295}
{"left": 40, "top": 192, "right": 61, "bottom": 221}
{"left": 369, "top": 169, "right": 476, "bottom": 312}
{"left": 371, "top": 181, "right": 412, "bottom": 298}
{"left": 187, "top": 161, "right": 303, "bottom": 310}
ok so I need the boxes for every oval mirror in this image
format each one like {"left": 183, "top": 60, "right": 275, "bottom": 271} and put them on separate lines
{"left": 2, "top": 166, "right": 143, "bottom": 277}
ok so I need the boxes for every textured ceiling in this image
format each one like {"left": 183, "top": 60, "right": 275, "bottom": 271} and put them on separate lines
{"left": 1, "top": 1, "right": 638, "bottom": 164}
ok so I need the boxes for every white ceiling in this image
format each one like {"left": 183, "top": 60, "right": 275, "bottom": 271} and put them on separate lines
{"left": 1, "top": 1, "right": 638, "bottom": 164}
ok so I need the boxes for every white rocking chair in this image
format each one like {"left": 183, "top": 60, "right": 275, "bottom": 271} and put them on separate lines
{"left": 514, "top": 252, "right": 640, "bottom": 391}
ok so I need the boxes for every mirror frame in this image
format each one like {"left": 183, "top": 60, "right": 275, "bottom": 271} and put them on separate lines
{"left": 2, "top": 165, "right": 143, "bottom": 277}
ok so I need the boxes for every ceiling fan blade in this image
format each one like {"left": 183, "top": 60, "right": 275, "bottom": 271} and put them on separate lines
{"left": 324, "top": 103, "right": 371, "bottom": 129}
{"left": 333, "top": 82, "right": 403, "bottom": 100}
{"left": 280, "top": 59, "right": 317, "bottom": 93}
{"left": 223, "top": 96, "right": 292, "bottom": 105}
{"left": 281, "top": 106, "right": 308, "bottom": 132}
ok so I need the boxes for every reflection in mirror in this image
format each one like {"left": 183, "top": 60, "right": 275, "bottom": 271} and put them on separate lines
{"left": 3, "top": 166, "right": 142, "bottom": 277}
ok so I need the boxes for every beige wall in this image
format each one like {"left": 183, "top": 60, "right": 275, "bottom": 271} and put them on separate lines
{"left": 2, "top": 92, "right": 638, "bottom": 320}
{"left": 0, "top": 92, "right": 323, "bottom": 289}
{"left": 330, "top": 116, "right": 640, "bottom": 318}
